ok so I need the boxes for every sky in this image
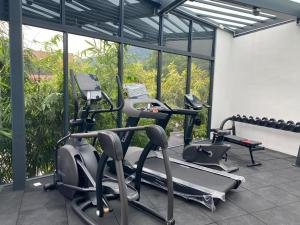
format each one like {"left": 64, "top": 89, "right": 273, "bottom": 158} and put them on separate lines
{"left": 23, "top": 25, "right": 95, "bottom": 54}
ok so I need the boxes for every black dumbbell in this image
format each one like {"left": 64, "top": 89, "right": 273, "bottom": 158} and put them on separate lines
{"left": 248, "top": 116, "right": 255, "bottom": 124}
{"left": 293, "top": 122, "right": 300, "bottom": 132}
{"left": 261, "top": 117, "right": 269, "bottom": 126}
{"left": 283, "top": 121, "right": 295, "bottom": 131}
{"left": 254, "top": 117, "right": 262, "bottom": 125}
{"left": 242, "top": 115, "right": 249, "bottom": 123}
{"left": 235, "top": 114, "right": 242, "bottom": 122}
{"left": 266, "top": 118, "right": 277, "bottom": 128}
{"left": 275, "top": 119, "right": 285, "bottom": 129}
{"left": 232, "top": 115, "right": 237, "bottom": 121}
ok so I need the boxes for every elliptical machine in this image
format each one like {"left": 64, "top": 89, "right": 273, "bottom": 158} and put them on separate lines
{"left": 44, "top": 71, "right": 175, "bottom": 225}
{"left": 182, "top": 94, "right": 238, "bottom": 173}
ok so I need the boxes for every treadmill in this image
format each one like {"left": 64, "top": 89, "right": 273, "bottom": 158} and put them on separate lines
{"left": 116, "top": 84, "right": 245, "bottom": 211}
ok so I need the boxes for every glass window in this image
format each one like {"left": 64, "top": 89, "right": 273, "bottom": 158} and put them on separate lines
{"left": 66, "top": 0, "right": 119, "bottom": 36}
{"left": 68, "top": 34, "right": 119, "bottom": 130}
{"left": 123, "top": 45, "right": 157, "bottom": 147}
{"left": 163, "top": 14, "right": 189, "bottom": 51}
{"left": 190, "top": 58, "right": 211, "bottom": 138}
{"left": 192, "top": 22, "right": 215, "bottom": 56}
{"left": 161, "top": 53, "right": 187, "bottom": 132}
{"left": 23, "top": 26, "right": 63, "bottom": 178}
{"left": 124, "top": 45, "right": 157, "bottom": 98}
{"left": 22, "top": 0, "right": 61, "bottom": 24}
{"left": 0, "top": 21, "right": 12, "bottom": 184}
{"left": 124, "top": 0, "right": 159, "bottom": 44}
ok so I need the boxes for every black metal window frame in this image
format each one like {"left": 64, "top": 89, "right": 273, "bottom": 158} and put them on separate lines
{"left": 2, "top": 0, "right": 216, "bottom": 190}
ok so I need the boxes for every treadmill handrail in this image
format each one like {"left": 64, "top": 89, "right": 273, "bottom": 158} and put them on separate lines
{"left": 123, "top": 98, "right": 170, "bottom": 119}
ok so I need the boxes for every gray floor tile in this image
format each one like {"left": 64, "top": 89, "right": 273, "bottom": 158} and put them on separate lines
{"left": 241, "top": 171, "right": 290, "bottom": 190}
{"left": 17, "top": 190, "right": 67, "bottom": 225}
{"left": 253, "top": 202, "right": 300, "bottom": 225}
{"left": 228, "top": 191, "right": 275, "bottom": 213}
{"left": 20, "top": 189, "right": 65, "bottom": 211}
{"left": 259, "top": 158, "right": 292, "bottom": 172}
{"left": 202, "top": 200, "right": 248, "bottom": 222}
{"left": 285, "top": 156, "right": 296, "bottom": 163}
{"left": 17, "top": 206, "right": 68, "bottom": 225}
{"left": 277, "top": 180, "right": 300, "bottom": 197}
{"left": 263, "top": 150, "right": 291, "bottom": 159}
{"left": 0, "top": 191, "right": 23, "bottom": 225}
{"left": 66, "top": 201, "right": 85, "bottom": 225}
{"left": 170, "top": 199, "right": 213, "bottom": 225}
{"left": 142, "top": 187, "right": 213, "bottom": 225}
{"left": 253, "top": 186, "right": 299, "bottom": 206}
{"left": 216, "top": 214, "right": 266, "bottom": 225}
{"left": 272, "top": 167, "right": 300, "bottom": 181}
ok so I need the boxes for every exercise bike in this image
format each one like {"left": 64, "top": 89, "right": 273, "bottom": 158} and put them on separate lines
{"left": 44, "top": 70, "right": 175, "bottom": 225}
{"left": 182, "top": 94, "right": 238, "bottom": 173}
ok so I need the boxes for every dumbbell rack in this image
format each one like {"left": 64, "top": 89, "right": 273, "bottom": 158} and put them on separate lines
{"left": 231, "top": 115, "right": 300, "bottom": 132}
{"left": 225, "top": 115, "right": 300, "bottom": 167}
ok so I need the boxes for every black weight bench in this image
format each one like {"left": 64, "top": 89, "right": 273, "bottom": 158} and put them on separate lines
{"left": 224, "top": 135, "right": 265, "bottom": 167}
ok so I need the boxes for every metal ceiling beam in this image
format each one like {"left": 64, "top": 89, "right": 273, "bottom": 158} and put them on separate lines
{"left": 182, "top": 3, "right": 264, "bottom": 22}
{"left": 164, "top": 31, "right": 214, "bottom": 40}
{"left": 158, "top": 0, "right": 187, "bottom": 15}
{"left": 218, "top": 0, "right": 300, "bottom": 17}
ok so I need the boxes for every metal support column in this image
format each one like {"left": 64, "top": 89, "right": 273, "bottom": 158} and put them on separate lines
{"left": 207, "top": 29, "right": 217, "bottom": 137}
{"left": 117, "top": 0, "right": 124, "bottom": 128}
{"left": 157, "top": 15, "right": 164, "bottom": 100}
{"left": 186, "top": 20, "right": 193, "bottom": 95}
{"left": 63, "top": 32, "right": 69, "bottom": 135}
{"left": 9, "top": 0, "right": 26, "bottom": 190}
{"left": 61, "top": 0, "right": 69, "bottom": 135}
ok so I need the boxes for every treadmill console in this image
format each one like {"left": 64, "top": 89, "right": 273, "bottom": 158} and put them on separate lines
{"left": 124, "top": 83, "right": 149, "bottom": 99}
{"left": 75, "top": 74, "right": 102, "bottom": 100}
{"left": 184, "top": 94, "right": 203, "bottom": 110}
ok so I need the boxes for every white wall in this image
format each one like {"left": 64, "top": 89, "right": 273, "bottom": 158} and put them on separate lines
{"left": 212, "top": 22, "right": 300, "bottom": 156}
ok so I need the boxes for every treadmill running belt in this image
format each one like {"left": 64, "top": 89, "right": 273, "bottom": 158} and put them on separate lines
{"left": 144, "top": 158, "right": 237, "bottom": 193}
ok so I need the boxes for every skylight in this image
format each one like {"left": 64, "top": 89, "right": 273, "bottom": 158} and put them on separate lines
{"left": 22, "top": 6, "right": 54, "bottom": 19}
{"left": 184, "top": 1, "right": 269, "bottom": 20}
{"left": 289, "top": 0, "right": 300, "bottom": 3}
{"left": 140, "top": 17, "right": 159, "bottom": 30}
{"left": 178, "top": 0, "right": 287, "bottom": 33}
{"left": 183, "top": 6, "right": 256, "bottom": 24}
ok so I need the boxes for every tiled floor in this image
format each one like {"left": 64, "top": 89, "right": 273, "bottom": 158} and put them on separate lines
{"left": 1, "top": 141, "right": 300, "bottom": 225}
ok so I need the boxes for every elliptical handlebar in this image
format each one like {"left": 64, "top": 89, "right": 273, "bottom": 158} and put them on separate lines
{"left": 90, "top": 75, "right": 124, "bottom": 118}
{"left": 69, "top": 71, "right": 124, "bottom": 128}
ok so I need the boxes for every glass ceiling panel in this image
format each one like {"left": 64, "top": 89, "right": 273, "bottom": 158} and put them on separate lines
{"left": 22, "top": 0, "right": 61, "bottom": 24}
{"left": 191, "top": 21, "right": 214, "bottom": 56}
{"left": 184, "top": 1, "right": 269, "bottom": 20}
{"left": 163, "top": 14, "right": 189, "bottom": 51}
{"left": 66, "top": 0, "right": 119, "bottom": 36}
{"left": 124, "top": 0, "right": 159, "bottom": 44}
{"left": 178, "top": 0, "right": 295, "bottom": 35}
